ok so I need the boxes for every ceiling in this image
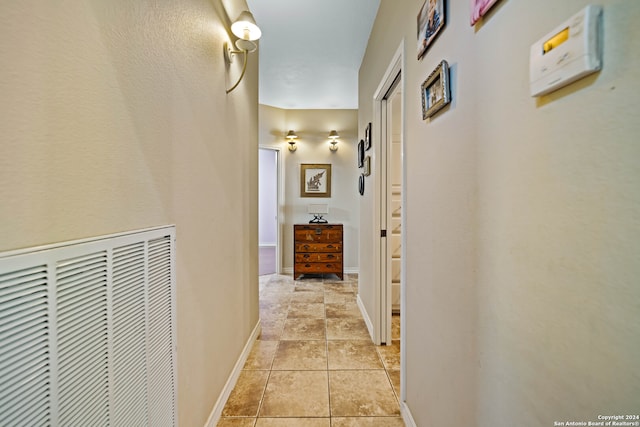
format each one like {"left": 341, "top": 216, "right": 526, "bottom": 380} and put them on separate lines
{"left": 245, "top": 0, "right": 380, "bottom": 110}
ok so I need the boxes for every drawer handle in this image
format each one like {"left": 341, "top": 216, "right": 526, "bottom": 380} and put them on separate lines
{"left": 327, "top": 254, "right": 334, "bottom": 259}
{"left": 305, "top": 264, "right": 312, "bottom": 268}
{"left": 327, "top": 244, "right": 334, "bottom": 248}
{"left": 315, "top": 228, "right": 322, "bottom": 235}
{"left": 302, "top": 254, "right": 310, "bottom": 259}
{"left": 303, "top": 245, "right": 310, "bottom": 250}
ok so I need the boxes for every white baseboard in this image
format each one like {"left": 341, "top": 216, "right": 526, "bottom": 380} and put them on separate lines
{"left": 400, "top": 401, "right": 418, "bottom": 427}
{"left": 204, "top": 320, "right": 262, "bottom": 427}
{"left": 356, "top": 294, "right": 374, "bottom": 342}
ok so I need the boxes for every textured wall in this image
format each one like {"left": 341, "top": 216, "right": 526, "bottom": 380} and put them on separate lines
{"left": 360, "top": 0, "right": 640, "bottom": 425}
{"left": 0, "top": 0, "right": 259, "bottom": 425}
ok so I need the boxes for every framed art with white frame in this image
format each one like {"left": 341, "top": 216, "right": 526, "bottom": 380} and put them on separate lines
{"left": 421, "top": 60, "right": 451, "bottom": 119}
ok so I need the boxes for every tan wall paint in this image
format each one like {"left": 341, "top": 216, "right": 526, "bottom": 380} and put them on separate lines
{"left": 259, "top": 105, "right": 360, "bottom": 273}
{"left": 360, "top": 0, "right": 640, "bottom": 426}
{"left": 0, "top": 0, "right": 259, "bottom": 425}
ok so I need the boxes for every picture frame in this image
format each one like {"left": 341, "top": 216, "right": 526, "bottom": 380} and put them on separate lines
{"left": 421, "top": 60, "right": 451, "bottom": 120}
{"left": 363, "top": 156, "right": 371, "bottom": 177}
{"left": 357, "top": 140, "right": 365, "bottom": 168}
{"left": 364, "top": 122, "right": 372, "bottom": 151}
{"left": 300, "top": 164, "right": 332, "bottom": 198}
{"left": 417, "top": 0, "right": 445, "bottom": 60}
{"left": 470, "top": 0, "right": 500, "bottom": 26}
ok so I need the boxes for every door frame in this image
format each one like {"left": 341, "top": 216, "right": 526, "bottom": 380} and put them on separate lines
{"left": 258, "top": 146, "right": 282, "bottom": 275}
{"left": 372, "top": 41, "right": 406, "bottom": 400}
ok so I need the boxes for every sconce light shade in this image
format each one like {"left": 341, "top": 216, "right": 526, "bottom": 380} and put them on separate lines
{"left": 231, "top": 11, "right": 262, "bottom": 41}
{"left": 225, "top": 11, "right": 262, "bottom": 94}
{"left": 286, "top": 130, "right": 298, "bottom": 152}
{"left": 328, "top": 130, "right": 339, "bottom": 151}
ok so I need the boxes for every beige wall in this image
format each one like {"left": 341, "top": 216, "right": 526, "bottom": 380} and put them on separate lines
{"left": 259, "top": 105, "right": 360, "bottom": 273}
{"left": 360, "top": 0, "right": 640, "bottom": 426}
{"left": 0, "top": 0, "right": 259, "bottom": 425}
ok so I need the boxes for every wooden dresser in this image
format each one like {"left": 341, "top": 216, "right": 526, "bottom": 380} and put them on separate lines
{"left": 293, "top": 224, "right": 343, "bottom": 280}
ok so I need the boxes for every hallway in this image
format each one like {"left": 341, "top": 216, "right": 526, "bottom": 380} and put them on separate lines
{"left": 217, "top": 274, "right": 403, "bottom": 427}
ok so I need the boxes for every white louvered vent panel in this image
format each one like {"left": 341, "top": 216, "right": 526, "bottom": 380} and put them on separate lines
{"left": 56, "top": 252, "right": 110, "bottom": 426}
{"left": 0, "top": 226, "right": 176, "bottom": 427}
{"left": 0, "top": 265, "right": 50, "bottom": 427}
{"left": 112, "top": 242, "right": 149, "bottom": 427}
{"left": 146, "top": 236, "right": 175, "bottom": 427}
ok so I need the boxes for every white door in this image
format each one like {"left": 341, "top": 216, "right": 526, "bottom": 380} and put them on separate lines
{"left": 381, "top": 74, "right": 403, "bottom": 343}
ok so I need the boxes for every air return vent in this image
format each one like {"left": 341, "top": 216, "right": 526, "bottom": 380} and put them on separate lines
{"left": 0, "top": 226, "right": 176, "bottom": 427}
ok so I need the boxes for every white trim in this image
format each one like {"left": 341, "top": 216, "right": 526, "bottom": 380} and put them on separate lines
{"left": 357, "top": 294, "right": 375, "bottom": 342}
{"left": 401, "top": 401, "right": 418, "bottom": 427}
{"left": 259, "top": 243, "right": 276, "bottom": 248}
{"left": 372, "top": 41, "right": 404, "bottom": 346}
{"left": 204, "top": 320, "right": 262, "bottom": 427}
{"left": 0, "top": 224, "right": 176, "bottom": 259}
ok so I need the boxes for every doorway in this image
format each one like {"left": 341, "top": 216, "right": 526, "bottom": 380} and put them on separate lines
{"left": 258, "top": 148, "right": 280, "bottom": 275}
{"left": 373, "top": 42, "right": 406, "bottom": 404}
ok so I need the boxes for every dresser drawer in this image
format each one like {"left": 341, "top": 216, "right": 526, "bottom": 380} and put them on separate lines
{"left": 295, "top": 243, "right": 341, "bottom": 253}
{"left": 295, "top": 252, "right": 342, "bottom": 263}
{"left": 294, "top": 228, "right": 342, "bottom": 243}
{"left": 295, "top": 262, "right": 342, "bottom": 274}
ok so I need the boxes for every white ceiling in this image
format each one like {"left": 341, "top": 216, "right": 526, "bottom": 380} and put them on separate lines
{"left": 246, "top": 0, "right": 380, "bottom": 109}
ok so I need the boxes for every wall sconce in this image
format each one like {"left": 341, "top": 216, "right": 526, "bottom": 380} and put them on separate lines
{"left": 286, "top": 130, "right": 298, "bottom": 152}
{"left": 224, "top": 11, "right": 262, "bottom": 94}
{"left": 328, "top": 130, "right": 339, "bottom": 151}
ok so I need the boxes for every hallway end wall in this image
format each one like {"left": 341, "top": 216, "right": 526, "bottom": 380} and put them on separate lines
{"left": 259, "top": 105, "right": 360, "bottom": 274}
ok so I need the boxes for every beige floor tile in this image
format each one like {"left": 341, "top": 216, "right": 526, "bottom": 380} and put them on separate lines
{"left": 287, "top": 302, "right": 325, "bottom": 318}
{"left": 294, "top": 282, "right": 325, "bottom": 292}
{"left": 391, "top": 315, "right": 401, "bottom": 340}
{"left": 255, "top": 418, "right": 330, "bottom": 426}
{"left": 290, "top": 292, "right": 325, "bottom": 304}
{"left": 217, "top": 418, "right": 256, "bottom": 427}
{"left": 331, "top": 417, "right": 405, "bottom": 426}
{"left": 387, "top": 369, "right": 401, "bottom": 398}
{"left": 376, "top": 340, "right": 400, "bottom": 370}
{"left": 328, "top": 370, "right": 400, "bottom": 417}
{"left": 323, "top": 283, "right": 354, "bottom": 293}
{"left": 325, "top": 302, "right": 361, "bottom": 318}
{"left": 260, "top": 319, "right": 285, "bottom": 341}
{"left": 221, "top": 370, "right": 269, "bottom": 417}
{"left": 324, "top": 292, "right": 356, "bottom": 304}
{"left": 259, "top": 371, "right": 330, "bottom": 417}
{"left": 327, "top": 341, "right": 383, "bottom": 370}
{"left": 260, "top": 302, "right": 289, "bottom": 321}
{"left": 244, "top": 340, "right": 278, "bottom": 370}
{"left": 326, "top": 318, "right": 370, "bottom": 340}
{"left": 271, "top": 340, "right": 327, "bottom": 370}
{"left": 281, "top": 318, "right": 326, "bottom": 340}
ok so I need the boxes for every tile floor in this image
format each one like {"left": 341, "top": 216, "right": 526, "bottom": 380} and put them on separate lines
{"left": 217, "top": 274, "right": 403, "bottom": 427}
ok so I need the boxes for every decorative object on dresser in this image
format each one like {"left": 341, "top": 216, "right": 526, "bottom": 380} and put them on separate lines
{"left": 307, "top": 203, "right": 329, "bottom": 224}
{"left": 294, "top": 224, "right": 343, "bottom": 280}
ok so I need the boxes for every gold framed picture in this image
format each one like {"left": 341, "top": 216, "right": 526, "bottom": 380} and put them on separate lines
{"left": 300, "top": 163, "right": 332, "bottom": 198}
